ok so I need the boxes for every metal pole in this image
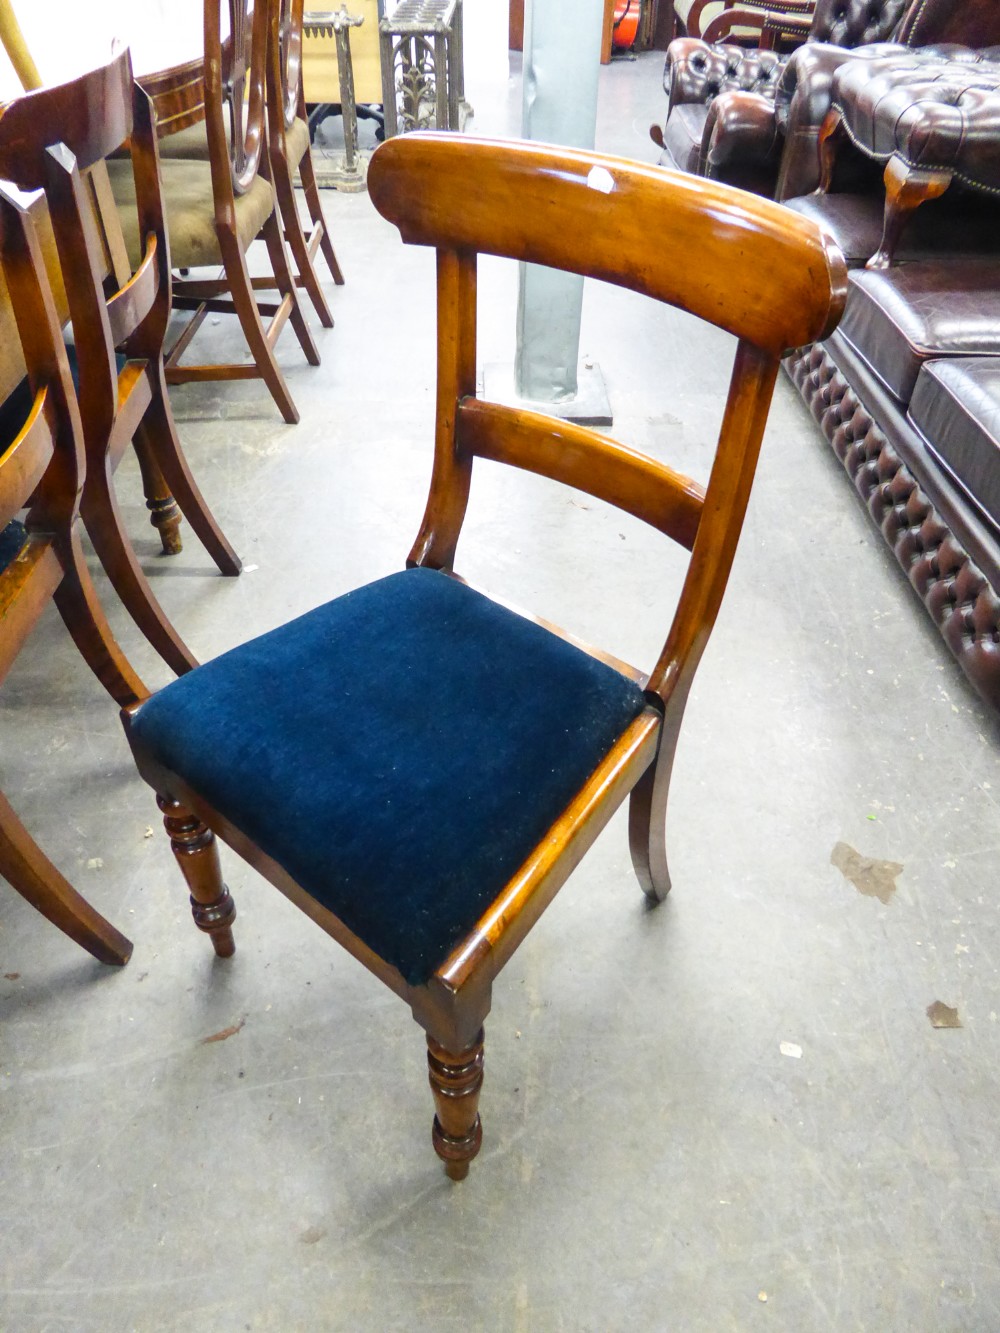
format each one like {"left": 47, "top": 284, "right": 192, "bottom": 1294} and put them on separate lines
{"left": 513, "top": 0, "right": 606, "bottom": 413}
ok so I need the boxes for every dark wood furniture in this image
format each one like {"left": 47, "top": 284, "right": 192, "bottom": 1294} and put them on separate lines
{"left": 115, "top": 0, "right": 319, "bottom": 426}
{"left": 0, "top": 51, "right": 241, "bottom": 677}
{"left": 816, "top": 48, "right": 1000, "bottom": 270}
{"left": 0, "top": 184, "right": 148, "bottom": 965}
{"left": 155, "top": 0, "right": 345, "bottom": 330}
{"left": 121, "top": 133, "right": 846, "bottom": 1178}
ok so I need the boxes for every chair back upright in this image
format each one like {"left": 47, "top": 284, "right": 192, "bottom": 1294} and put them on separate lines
{"left": 368, "top": 134, "right": 847, "bottom": 709}
{"left": 274, "top": 0, "right": 305, "bottom": 131}
{"left": 0, "top": 185, "right": 145, "bottom": 706}
{"left": 206, "top": 0, "right": 269, "bottom": 200}
{"left": 0, "top": 49, "right": 171, "bottom": 459}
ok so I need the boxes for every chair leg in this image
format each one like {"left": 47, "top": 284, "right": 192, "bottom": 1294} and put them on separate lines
{"left": 134, "top": 369, "right": 242, "bottom": 576}
{"left": 298, "top": 147, "right": 346, "bottom": 286}
{"left": 867, "top": 153, "right": 952, "bottom": 271}
{"left": 80, "top": 462, "right": 199, "bottom": 677}
{"left": 627, "top": 716, "right": 681, "bottom": 905}
{"left": 814, "top": 106, "right": 845, "bottom": 195}
{"left": 260, "top": 209, "right": 321, "bottom": 369}
{"left": 53, "top": 527, "right": 148, "bottom": 708}
{"left": 157, "top": 795, "right": 236, "bottom": 958}
{"left": 272, "top": 151, "right": 334, "bottom": 328}
{"left": 0, "top": 790, "right": 132, "bottom": 966}
{"left": 217, "top": 227, "right": 301, "bottom": 426}
{"left": 131, "top": 430, "right": 183, "bottom": 557}
{"left": 427, "top": 1027, "right": 484, "bottom": 1180}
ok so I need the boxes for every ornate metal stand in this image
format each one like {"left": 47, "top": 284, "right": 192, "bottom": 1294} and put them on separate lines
{"left": 304, "top": 7, "right": 369, "bottom": 191}
{"left": 378, "top": 0, "right": 472, "bottom": 137}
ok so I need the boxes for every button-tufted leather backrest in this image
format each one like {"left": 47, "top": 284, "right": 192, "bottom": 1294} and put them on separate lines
{"left": 810, "top": 0, "right": 908, "bottom": 48}
{"left": 895, "top": 0, "right": 1000, "bottom": 50}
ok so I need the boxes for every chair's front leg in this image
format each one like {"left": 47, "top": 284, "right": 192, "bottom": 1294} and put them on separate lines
{"left": 157, "top": 795, "right": 236, "bottom": 957}
{"left": 427, "top": 1028, "right": 484, "bottom": 1180}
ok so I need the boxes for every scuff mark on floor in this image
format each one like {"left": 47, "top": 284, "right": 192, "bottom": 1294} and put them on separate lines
{"left": 200, "top": 1017, "right": 246, "bottom": 1045}
{"left": 927, "top": 1001, "right": 962, "bottom": 1029}
{"left": 830, "top": 841, "right": 902, "bottom": 904}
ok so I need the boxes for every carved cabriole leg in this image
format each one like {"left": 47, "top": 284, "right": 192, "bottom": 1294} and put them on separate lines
{"left": 131, "top": 429, "right": 183, "bottom": 556}
{"left": 814, "top": 106, "right": 845, "bottom": 195}
{"left": 157, "top": 795, "right": 236, "bottom": 957}
{"left": 868, "top": 153, "right": 952, "bottom": 271}
{"left": 427, "top": 1028, "right": 484, "bottom": 1180}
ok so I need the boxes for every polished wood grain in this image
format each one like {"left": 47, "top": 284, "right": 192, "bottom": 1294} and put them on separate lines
{"left": 124, "top": 134, "right": 847, "bottom": 1178}
{"left": 0, "top": 49, "right": 241, "bottom": 674}
{"left": 0, "top": 185, "right": 146, "bottom": 965}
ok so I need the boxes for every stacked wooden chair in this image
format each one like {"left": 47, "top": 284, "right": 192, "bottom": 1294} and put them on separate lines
{"left": 120, "top": 133, "right": 846, "bottom": 1177}
{"left": 0, "top": 50, "right": 242, "bottom": 676}
{"left": 114, "top": 0, "right": 330, "bottom": 424}
{"left": 0, "top": 182, "right": 147, "bottom": 965}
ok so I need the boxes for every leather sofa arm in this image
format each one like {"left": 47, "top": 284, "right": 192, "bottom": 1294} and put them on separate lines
{"left": 703, "top": 88, "right": 781, "bottom": 171}
{"left": 664, "top": 36, "right": 786, "bottom": 111}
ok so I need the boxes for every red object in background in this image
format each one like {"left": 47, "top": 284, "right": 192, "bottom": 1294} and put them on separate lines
{"left": 613, "top": 0, "right": 641, "bottom": 48}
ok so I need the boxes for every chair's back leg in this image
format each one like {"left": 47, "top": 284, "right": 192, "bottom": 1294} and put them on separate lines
{"left": 134, "top": 365, "right": 242, "bottom": 576}
{"left": 297, "top": 147, "right": 345, "bottom": 286}
{"left": 0, "top": 790, "right": 132, "bottom": 965}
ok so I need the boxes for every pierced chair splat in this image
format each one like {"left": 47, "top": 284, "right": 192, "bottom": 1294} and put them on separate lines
{"left": 121, "top": 133, "right": 847, "bottom": 1179}
{"left": 0, "top": 184, "right": 149, "bottom": 965}
{"left": 0, "top": 50, "right": 242, "bottom": 677}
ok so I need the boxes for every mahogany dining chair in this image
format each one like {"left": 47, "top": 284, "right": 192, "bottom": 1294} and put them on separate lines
{"left": 121, "top": 133, "right": 847, "bottom": 1177}
{"left": 0, "top": 49, "right": 242, "bottom": 677}
{"left": 0, "top": 183, "right": 148, "bottom": 965}
{"left": 115, "top": 0, "right": 319, "bottom": 425}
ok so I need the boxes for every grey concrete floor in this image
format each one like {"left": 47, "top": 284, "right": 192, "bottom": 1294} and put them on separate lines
{"left": 3, "top": 8, "right": 1000, "bottom": 1331}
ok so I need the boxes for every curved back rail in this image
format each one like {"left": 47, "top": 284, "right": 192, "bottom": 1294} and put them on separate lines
{"left": 368, "top": 133, "right": 847, "bottom": 709}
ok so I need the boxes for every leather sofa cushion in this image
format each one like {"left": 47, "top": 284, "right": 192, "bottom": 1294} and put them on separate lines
{"left": 662, "top": 102, "right": 708, "bottom": 174}
{"left": 785, "top": 192, "right": 1000, "bottom": 267}
{"left": 909, "top": 357, "right": 1000, "bottom": 532}
{"left": 836, "top": 262, "right": 1000, "bottom": 405}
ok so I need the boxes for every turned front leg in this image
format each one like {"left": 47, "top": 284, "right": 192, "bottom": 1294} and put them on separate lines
{"left": 157, "top": 795, "right": 236, "bottom": 957}
{"left": 427, "top": 1029, "right": 484, "bottom": 1180}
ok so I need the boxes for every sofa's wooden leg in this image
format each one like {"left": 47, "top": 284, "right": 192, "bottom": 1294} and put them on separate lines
{"left": 158, "top": 795, "right": 235, "bottom": 957}
{"left": 427, "top": 1028, "right": 484, "bottom": 1180}
{"left": 868, "top": 154, "right": 952, "bottom": 270}
{"left": 814, "top": 105, "right": 844, "bottom": 194}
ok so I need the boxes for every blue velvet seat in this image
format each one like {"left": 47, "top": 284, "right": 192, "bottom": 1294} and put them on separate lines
{"left": 131, "top": 567, "right": 648, "bottom": 984}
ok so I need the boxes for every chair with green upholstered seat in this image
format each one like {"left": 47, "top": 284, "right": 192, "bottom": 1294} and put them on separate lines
{"left": 110, "top": 0, "right": 319, "bottom": 425}
{"left": 121, "top": 132, "right": 846, "bottom": 1180}
{"left": 155, "top": 0, "right": 344, "bottom": 331}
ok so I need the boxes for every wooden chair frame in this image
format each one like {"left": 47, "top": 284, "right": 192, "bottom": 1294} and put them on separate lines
{"left": 0, "top": 184, "right": 149, "bottom": 965}
{"left": 122, "top": 134, "right": 846, "bottom": 1178}
{"left": 150, "top": 0, "right": 320, "bottom": 424}
{"left": 263, "top": 0, "right": 345, "bottom": 326}
{"left": 0, "top": 50, "right": 242, "bottom": 677}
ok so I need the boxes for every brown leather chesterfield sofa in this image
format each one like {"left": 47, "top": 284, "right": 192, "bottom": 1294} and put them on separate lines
{"left": 654, "top": 0, "right": 999, "bottom": 199}
{"left": 782, "top": 50, "right": 1000, "bottom": 709}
